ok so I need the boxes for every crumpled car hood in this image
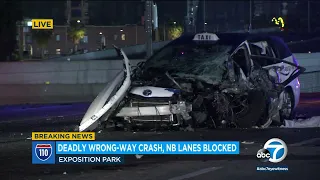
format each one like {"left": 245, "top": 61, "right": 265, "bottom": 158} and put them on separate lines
{"left": 79, "top": 47, "right": 131, "bottom": 132}
{"left": 80, "top": 71, "right": 124, "bottom": 128}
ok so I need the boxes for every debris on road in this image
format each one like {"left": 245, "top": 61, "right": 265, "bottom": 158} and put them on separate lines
{"left": 135, "top": 154, "right": 144, "bottom": 159}
{"left": 283, "top": 116, "right": 320, "bottom": 128}
{"left": 241, "top": 141, "right": 255, "bottom": 144}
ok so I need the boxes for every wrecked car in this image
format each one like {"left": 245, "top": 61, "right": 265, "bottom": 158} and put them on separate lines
{"left": 79, "top": 32, "right": 305, "bottom": 132}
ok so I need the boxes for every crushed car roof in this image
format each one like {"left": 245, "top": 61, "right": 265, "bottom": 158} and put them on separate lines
{"left": 170, "top": 33, "right": 293, "bottom": 59}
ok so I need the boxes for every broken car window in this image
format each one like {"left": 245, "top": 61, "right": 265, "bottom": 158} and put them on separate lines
{"left": 232, "top": 48, "right": 250, "bottom": 76}
{"left": 141, "top": 42, "right": 233, "bottom": 84}
{"left": 250, "top": 44, "right": 277, "bottom": 67}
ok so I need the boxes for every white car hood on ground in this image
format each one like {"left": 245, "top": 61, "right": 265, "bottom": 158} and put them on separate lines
{"left": 283, "top": 116, "right": 320, "bottom": 128}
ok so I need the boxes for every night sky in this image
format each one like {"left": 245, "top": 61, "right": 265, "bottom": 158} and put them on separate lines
{"left": 19, "top": 1, "right": 250, "bottom": 27}
{"left": 19, "top": 1, "right": 187, "bottom": 26}
{"left": 0, "top": 1, "right": 319, "bottom": 61}
{"left": 18, "top": 1, "right": 320, "bottom": 32}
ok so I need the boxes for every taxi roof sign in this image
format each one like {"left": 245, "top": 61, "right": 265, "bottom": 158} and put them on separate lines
{"left": 193, "top": 33, "right": 219, "bottom": 41}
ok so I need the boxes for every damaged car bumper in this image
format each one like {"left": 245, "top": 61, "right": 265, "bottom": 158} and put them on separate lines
{"left": 116, "top": 102, "right": 192, "bottom": 117}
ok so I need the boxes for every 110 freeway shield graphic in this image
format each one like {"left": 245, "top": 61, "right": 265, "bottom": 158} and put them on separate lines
{"left": 35, "top": 144, "right": 52, "bottom": 161}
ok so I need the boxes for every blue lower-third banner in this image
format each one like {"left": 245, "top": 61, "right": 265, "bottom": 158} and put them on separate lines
{"left": 56, "top": 154, "right": 124, "bottom": 164}
{"left": 56, "top": 141, "right": 240, "bottom": 154}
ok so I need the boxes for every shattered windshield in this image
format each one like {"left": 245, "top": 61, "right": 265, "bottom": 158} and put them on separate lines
{"left": 142, "top": 41, "right": 233, "bottom": 84}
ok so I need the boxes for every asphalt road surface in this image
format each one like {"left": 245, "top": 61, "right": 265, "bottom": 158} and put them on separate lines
{"left": 0, "top": 94, "right": 319, "bottom": 180}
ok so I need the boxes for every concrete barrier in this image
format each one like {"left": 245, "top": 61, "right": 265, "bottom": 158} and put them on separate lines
{"left": 294, "top": 53, "right": 320, "bottom": 93}
{"left": 0, "top": 59, "right": 145, "bottom": 105}
{"left": 0, "top": 84, "right": 104, "bottom": 105}
{"left": 0, "top": 60, "right": 143, "bottom": 84}
{"left": 0, "top": 53, "right": 319, "bottom": 105}
{"left": 299, "top": 72, "right": 320, "bottom": 93}
{"left": 294, "top": 53, "right": 320, "bottom": 73}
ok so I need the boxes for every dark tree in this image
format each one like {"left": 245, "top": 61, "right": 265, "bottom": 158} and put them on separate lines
{"left": 0, "top": 1, "right": 23, "bottom": 61}
{"left": 32, "top": 30, "right": 53, "bottom": 58}
{"left": 67, "top": 21, "right": 86, "bottom": 53}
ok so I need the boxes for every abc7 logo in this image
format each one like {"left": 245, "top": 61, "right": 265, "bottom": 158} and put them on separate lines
{"left": 256, "top": 138, "right": 288, "bottom": 163}
{"left": 256, "top": 149, "right": 271, "bottom": 162}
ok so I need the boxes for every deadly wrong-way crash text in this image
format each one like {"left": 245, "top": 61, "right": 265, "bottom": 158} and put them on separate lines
{"left": 78, "top": 32, "right": 305, "bottom": 132}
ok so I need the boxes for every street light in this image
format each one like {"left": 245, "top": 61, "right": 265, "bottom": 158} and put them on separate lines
{"left": 204, "top": 22, "right": 207, "bottom": 25}
{"left": 77, "top": 20, "right": 81, "bottom": 23}
{"left": 120, "top": 29, "right": 123, "bottom": 32}
{"left": 173, "top": 21, "right": 176, "bottom": 25}
{"left": 99, "top": 32, "right": 102, "bottom": 35}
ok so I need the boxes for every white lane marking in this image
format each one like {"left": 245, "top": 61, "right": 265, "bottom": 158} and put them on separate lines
{"left": 290, "top": 138, "right": 320, "bottom": 146}
{"left": 168, "top": 166, "right": 223, "bottom": 180}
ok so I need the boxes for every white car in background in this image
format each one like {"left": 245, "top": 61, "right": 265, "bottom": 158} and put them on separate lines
{"left": 78, "top": 32, "right": 305, "bottom": 132}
